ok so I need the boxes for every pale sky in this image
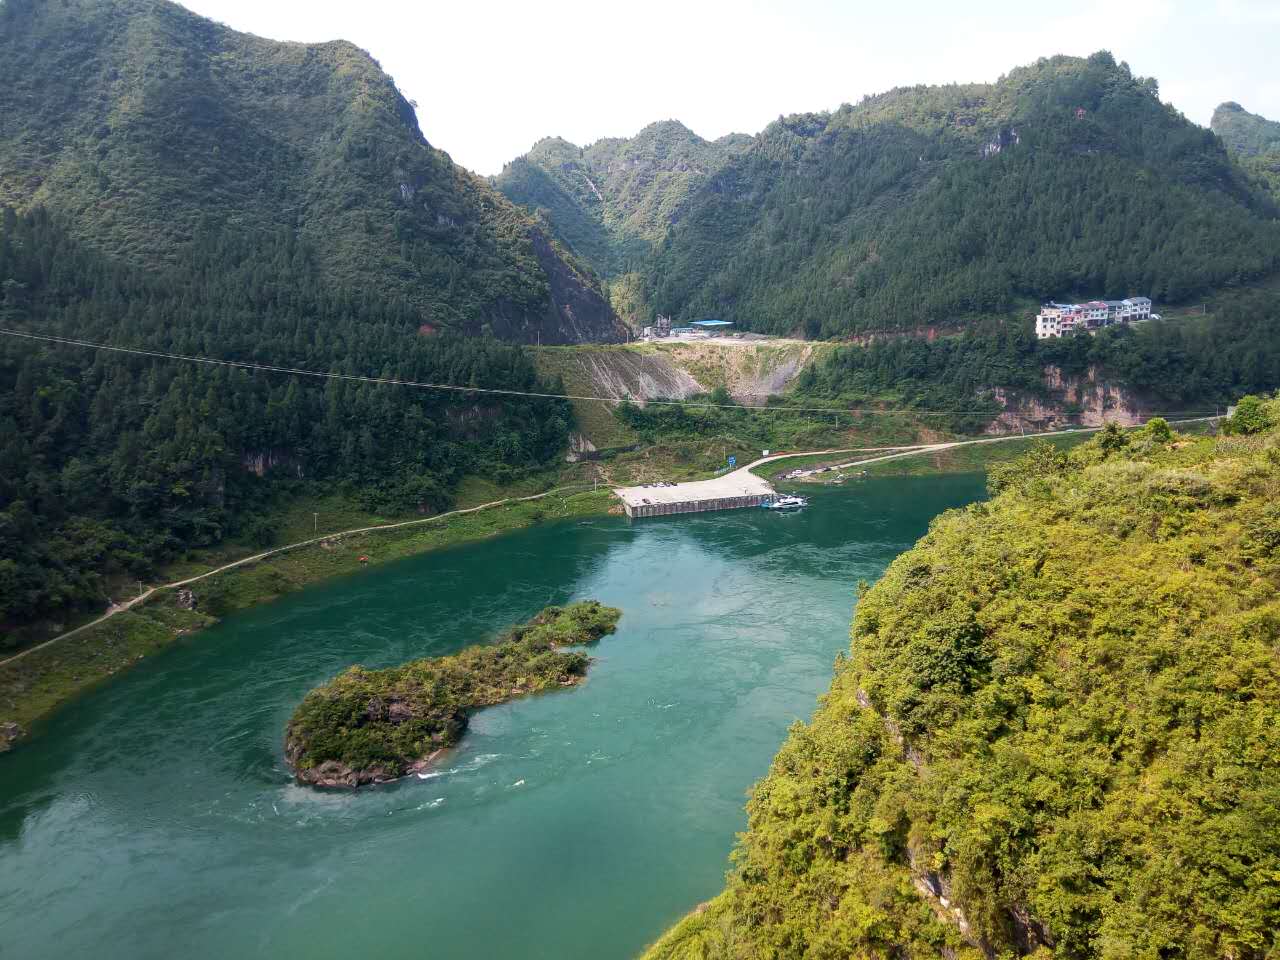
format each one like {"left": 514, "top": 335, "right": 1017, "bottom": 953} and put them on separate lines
{"left": 178, "top": 0, "right": 1280, "bottom": 175}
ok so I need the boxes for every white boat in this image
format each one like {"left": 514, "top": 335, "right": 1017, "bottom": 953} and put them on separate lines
{"left": 764, "top": 494, "right": 808, "bottom": 510}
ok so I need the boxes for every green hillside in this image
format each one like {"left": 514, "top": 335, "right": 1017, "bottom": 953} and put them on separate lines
{"left": 493, "top": 121, "right": 752, "bottom": 278}
{"left": 0, "top": 208, "right": 577, "bottom": 646}
{"left": 1212, "top": 102, "right": 1280, "bottom": 200}
{"left": 640, "top": 53, "right": 1279, "bottom": 336}
{"left": 0, "top": 0, "right": 622, "bottom": 343}
{"left": 1212, "top": 102, "right": 1280, "bottom": 156}
{"left": 644, "top": 407, "right": 1280, "bottom": 959}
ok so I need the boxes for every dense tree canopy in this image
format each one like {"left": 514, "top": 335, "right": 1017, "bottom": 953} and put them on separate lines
{"left": 494, "top": 122, "right": 752, "bottom": 279}
{"left": 0, "top": 208, "right": 571, "bottom": 643}
{"left": 1211, "top": 102, "right": 1280, "bottom": 201}
{"left": 788, "top": 291, "right": 1280, "bottom": 431}
{"left": 645, "top": 408, "right": 1280, "bottom": 959}
{"left": 503, "top": 54, "right": 1280, "bottom": 337}
{"left": 645, "top": 55, "right": 1279, "bottom": 336}
{"left": 1212, "top": 102, "right": 1280, "bottom": 158}
{"left": 0, "top": 0, "right": 620, "bottom": 343}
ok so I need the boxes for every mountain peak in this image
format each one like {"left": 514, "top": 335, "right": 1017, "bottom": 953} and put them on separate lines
{"left": 1212, "top": 100, "right": 1280, "bottom": 158}
{"left": 0, "top": 0, "right": 622, "bottom": 343}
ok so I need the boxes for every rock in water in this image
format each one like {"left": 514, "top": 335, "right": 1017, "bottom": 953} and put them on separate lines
{"left": 0, "top": 722, "right": 23, "bottom": 752}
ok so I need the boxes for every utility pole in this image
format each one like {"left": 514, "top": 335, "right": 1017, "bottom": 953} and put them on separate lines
{"left": 313, "top": 512, "right": 318, "bottom": 533}
{"left": 137, "top": 580, "right": 144, "bottom": 598}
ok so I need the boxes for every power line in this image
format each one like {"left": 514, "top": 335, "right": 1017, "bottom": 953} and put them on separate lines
{"left": 0, "top": 327, "right": 1218, "bottom": 419}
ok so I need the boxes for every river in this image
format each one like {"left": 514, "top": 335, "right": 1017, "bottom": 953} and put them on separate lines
{"left": 0, "top": 474, "right": 985, "bottom": 959}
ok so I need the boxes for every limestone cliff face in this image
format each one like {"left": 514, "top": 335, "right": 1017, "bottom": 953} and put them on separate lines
{"left": 987, "top": 364, "right": 1146, "bottom": 434}
{"left": 242, "top": 449, "right": 303, "bottom": 478}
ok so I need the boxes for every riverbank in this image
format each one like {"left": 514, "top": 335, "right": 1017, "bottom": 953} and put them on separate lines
{"left": 0, "top": 487, "right": 615, "bottom": 751}
{"left": 0, "top": 472, "right": 990, "bottom": 960}
{"left": 2, "top": 420, "right": 1214, "bottom": 753}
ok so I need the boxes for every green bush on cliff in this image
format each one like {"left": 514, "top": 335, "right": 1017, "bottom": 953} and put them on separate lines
{"left": 285, "top": 601, "right": 621, "bottom": 782}
{"left": 644, "top": 404, "right": 1280, "bottom": 959}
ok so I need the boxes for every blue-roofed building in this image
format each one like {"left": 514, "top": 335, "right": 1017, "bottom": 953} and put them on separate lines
{"left": 690, "top": 319, "right": 734, "bottom": 329}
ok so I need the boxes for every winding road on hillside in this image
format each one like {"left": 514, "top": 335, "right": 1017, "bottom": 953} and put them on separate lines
{"left": 1, "top": 418, "right": 1217, "bottom": 668}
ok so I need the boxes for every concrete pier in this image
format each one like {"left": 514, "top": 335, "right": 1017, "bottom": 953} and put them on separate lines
{"left": 614, "top": 471, "right": 776, "bottom": 519}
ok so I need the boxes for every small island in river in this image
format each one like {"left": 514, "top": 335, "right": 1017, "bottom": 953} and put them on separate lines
{"left": 284, "top": 601, "right": 622, "bottom": 787}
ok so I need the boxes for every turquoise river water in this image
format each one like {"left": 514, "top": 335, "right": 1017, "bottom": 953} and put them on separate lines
{"left": 0, "top": 474, "right": 985, "bottom": 959}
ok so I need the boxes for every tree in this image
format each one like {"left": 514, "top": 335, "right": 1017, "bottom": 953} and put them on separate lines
{"left": 1223, "top": 394, "right": 1273, "bottom": 435}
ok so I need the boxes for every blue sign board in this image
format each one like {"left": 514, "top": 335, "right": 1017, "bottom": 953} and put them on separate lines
{"left": 727, "top": 456, "right": 737, "bottom": 468}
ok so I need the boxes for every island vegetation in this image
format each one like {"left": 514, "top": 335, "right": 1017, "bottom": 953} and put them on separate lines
{"left": 644, "top": 404, "right": 1280, "bottom": 959}
{"left": 284, "top": 600, "right": 621, "bottom": 787}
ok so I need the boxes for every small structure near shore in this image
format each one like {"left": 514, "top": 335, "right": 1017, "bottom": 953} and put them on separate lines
{"left": 615, "top": 470, "right": 776, "bottom": 519}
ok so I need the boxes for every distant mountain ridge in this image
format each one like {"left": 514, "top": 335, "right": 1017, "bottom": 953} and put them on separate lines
{"left": 493, "top": 120, "right": 752, "bottom": 278}
{"left": 1212, "top": 101, "right": 1280, "bottom": 156}
{"left": 502, "top": 53, "right": 1280, "bottom": 337}
{"left": 1212, "top": 101, "right": 1280, "bottom": 200}
{"left": 0, "top": 0, "right": 624, "bottom": 344}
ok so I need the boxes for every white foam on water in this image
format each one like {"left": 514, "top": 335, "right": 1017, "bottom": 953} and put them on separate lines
{"left": 463, "top": 753, "right": 501, "bottom": 770}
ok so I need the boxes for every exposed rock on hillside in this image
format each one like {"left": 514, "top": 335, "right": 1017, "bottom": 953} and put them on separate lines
{"left": 0, "top": 722, "right": 22, "bottom": 752}
{"left": 987, "top": 364, "right": 1146, "bottom": 433}
{"left": 570, "top": 349, "right": 705, "bottom": 403}
{"left": 478, "top": 234, "right": 627, "bottom": 345}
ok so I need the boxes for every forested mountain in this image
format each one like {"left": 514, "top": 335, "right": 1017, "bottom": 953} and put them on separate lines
{"left": 493, "top": 121, "right": 752, "bottom": 277}
{"left": 0, "top": 207, "right": 573, "bottom": 645}
{"left": 1212, "top": 101, "right": 1280, "bottom": 199}
{"left": 1213, "top": 101, "right": 1280, "bottom": 156}
{"left": 646, "top": 409, "right": 1280, "bottom": 959}
{"left": 0, "top": 0, "right": 627, "bottom": 643}
{"left": 647, "top": 54, "right": 1280, "bottom": 336}
{"left": 510, "top": 53, "right": 1278, "bottom": 337}
{"left": 0, "top": 0, "right": 623, "bottom": 344}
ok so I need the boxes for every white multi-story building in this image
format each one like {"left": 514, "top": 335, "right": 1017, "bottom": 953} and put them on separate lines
{"left": 1036, "top": 296, "right": 1153, "bottom": 339}
{"left": 1120, "top": 296, "right": 1152, "bottom": 321}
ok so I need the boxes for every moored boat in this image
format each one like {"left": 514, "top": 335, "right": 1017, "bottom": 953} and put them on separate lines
{"left": 764, "top": 494, "right": 808, "bottom": 510}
